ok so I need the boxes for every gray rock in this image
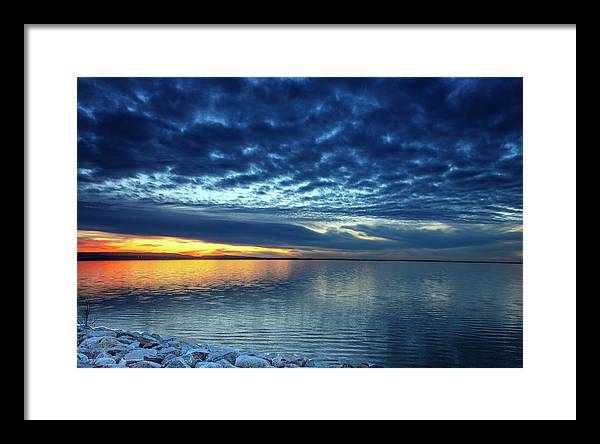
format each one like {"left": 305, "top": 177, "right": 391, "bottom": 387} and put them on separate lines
{"left": 234, "top": 355, "right": 272, "bottom": 368}
{"left": 215, "top": 359, "right": 235, "bottom": 368}
{"left": 86, "top": 329, "right": 117, "bottom": 338}
{"left": 181, "top": 348, "right": 210, "bottom": 367}
{"left": 77, "top": 348, "right": 101, "bottom": 360}
{"left": 129, "top": 360, "right": 161, "bottom": 368}
{"left": 116, "top": 336, "right": 135, "bottom": 345}
{"left": 77, "top": 353, "right": 92, "bottom": 367}
{"left": 284, "top": 364, "right": 299, "bottom": 368}
{"left": 105, "top": 362, "right": 126, "bottom": 368}
{"left": 139, "top": 338, "right": 160, "bottom": 349}
{"left": 161, "top": 353, "right": 179, "bottom": 366}
{"left": 195, "top": 361, "right": 223, "bottom": 368}
{"left": 93, "top": 357, "right": 117, "bottom": 367}
{"left": 125, "top": 331, "right": 146, "bottom": 341}
{"left": 157, "top": 346, "right": 180, "bottom": 358}
{"left": 78, "top": 336, "right": 115, "bottom": 349}
{"left": 256, "top": 353, "right": 275, "bottom": 364}
{"left": 95, "top": 351, "right": 113, "bottom": 361}
{"left": 270, "top": 354, "right": 286, "bottom": 368}
{"left": 99, "top": 337, "right": 121, "bottom": 348}
{"left": 164, "top": 357, "right": 190, "bottom": 368}
{"left": 124, "top": 348, "right": 158, "bottom": 363}
{"left": 127, "top": 341, "right": 141, "bottom": 350}
{"left": 207, "top": 348, "right": 239, "bottom": 364}
{"left": 103, "top": 345, "right": 129, "bottom": 355}
{"left": 285, "top": 355, "right": 307, "bottom": 367}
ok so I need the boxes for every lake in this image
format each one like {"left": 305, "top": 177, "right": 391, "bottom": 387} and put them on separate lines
{"left": 77, "top": 259, "right": 523, "bottom": 367}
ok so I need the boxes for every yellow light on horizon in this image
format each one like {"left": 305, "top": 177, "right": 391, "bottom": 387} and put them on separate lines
{"left": 77, "top": 230, "right": 292, "bottom": 257}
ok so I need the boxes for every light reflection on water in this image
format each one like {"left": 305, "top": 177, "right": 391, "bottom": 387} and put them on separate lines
{"left": 77, "top": 259, "right": 523, "bottom": 367}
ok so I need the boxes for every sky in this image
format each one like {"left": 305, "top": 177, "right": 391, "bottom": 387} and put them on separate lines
{"left": 77, "top": 77, "right": 523, "bottom": 261}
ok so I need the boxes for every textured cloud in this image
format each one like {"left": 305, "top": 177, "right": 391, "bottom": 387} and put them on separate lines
{"left": 77, "top": 77, "right": 522, "bottom": 260}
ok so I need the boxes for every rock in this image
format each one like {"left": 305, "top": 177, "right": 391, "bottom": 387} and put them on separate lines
{"left": 124, "top": 348, "right": 158, "bottom": 363}
{"left": 368, "top": 364, "right": 383, "bottom": 368}
{"left": 107, "top": 351, "right": 127, "bottom": 362}
{"left": 78, "top": 336, "right": 115, "bottom": 349}
{"left": 127, "top": 341, "right": 141, "bottom": 350}
{"left": 284, "top": 355, "right": 306, "bottom": 367}
{"left": 95, "top": 351, "right": 113, "bottom": 361}
{"left": 78, "top": 348, "right": 101, "bottom": 360}
{"left": 157, "top": 347, "right": 180, "bottom": 359}
{"left": 105, "top": 362, "right": 126, "bottom": 368}
{"left": 116, "top": 336, "right": 135, "bottom": 345}
{"left": 180, "top": 343, "right": 197, "bottom": 355}
{"left": 341, "top": 363, "right": 354, "bottom": 368}
{"left": 125, "top": 331, "right": 146, "bottom": 341}
{"left": 358, "top": 363, "right": 370, "bottom": 368}
{"left": 270, "top": 355, "right": 287, "bottom": 368}
{"left": 164, "top": 357, "right": 190, "bottom": 368}
{"left": 215, "top": 359, "right": 235, "bottom": 368}
{"left": 181, "top": 348, "right": 210, "bottom": 367}
{"left": 284, "top": 364, "right": 299, "bottom": 368}
{"left": 207, "top": 348, "right": 239, "bottom": 364}
{"left": 85, "top": 329, "right": 117, "bottom": 338}
{"left": 139, "top": 339, "right": 160, "bottom": 349}
{"left": 162, "top": 354, "right": 179, "bottom": 366}
{"left": 195, "top": 361, "right": 223, "bottom": 368}
{"left": 129, "top": 360, "right": 161, "bottom": 368}
{"left": 256, "top": 353, "right": 275, "bottom": 364}
{"left": 77, "top": 353, "right": 92, "bottom": 367}
{"left": 150, "top": 333, "right": 163, "bottom": 341}
{"left": 99, "top": 337, "right": 121, "bottom": 348}
{"left": 93, "top": 357, "right": 117, "bottom": 367}
{"left": 103, "top": 345, "right": 129, "bottom": 355}
{"left": 234, "top": 355, "right": 272, "bottom": 368}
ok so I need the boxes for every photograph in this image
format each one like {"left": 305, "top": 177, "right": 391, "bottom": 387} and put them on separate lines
{"left": 25, "top": 24, "right": 576, "bottom": 420}
{"left": 76, "top": 77, "right": 523, "bottom": 369}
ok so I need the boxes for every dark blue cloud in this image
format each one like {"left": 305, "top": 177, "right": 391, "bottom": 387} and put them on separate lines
{"left": 78, "top": 202, "right": 522, "bottom": 260}
{"left": 77, "top": 77, "right": 522, "bottom": 259}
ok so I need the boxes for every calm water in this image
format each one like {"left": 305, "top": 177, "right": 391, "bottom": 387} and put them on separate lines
{"left": 77, "top": 260, "right": 523, "bottom": 367}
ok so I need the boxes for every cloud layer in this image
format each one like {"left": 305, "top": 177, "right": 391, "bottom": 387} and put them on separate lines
{"left": 77, "top": 77, "right": 523, "bottom": 260}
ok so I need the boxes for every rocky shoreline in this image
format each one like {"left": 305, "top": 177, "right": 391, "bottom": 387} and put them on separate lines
{"left": 77, "top": 324, "right": 383, "bottom": 368}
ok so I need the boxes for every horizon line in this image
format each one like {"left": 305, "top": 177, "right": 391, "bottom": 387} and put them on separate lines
{"left": 77, "top": 252, "right": 522, "bottom": 265}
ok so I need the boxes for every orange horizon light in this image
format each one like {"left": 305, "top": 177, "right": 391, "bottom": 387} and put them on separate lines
{"left": 77, "top": 230, "right": 293, "bottom": 258}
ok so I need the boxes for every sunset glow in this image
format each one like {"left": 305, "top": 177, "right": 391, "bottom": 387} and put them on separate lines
{"left": 77, "top": 230, "right": 293, "bottom": 257}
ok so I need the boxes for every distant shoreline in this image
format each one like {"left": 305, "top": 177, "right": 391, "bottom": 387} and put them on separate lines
{"left": 77, "top": 253, "right": 522, "bottom": 265}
